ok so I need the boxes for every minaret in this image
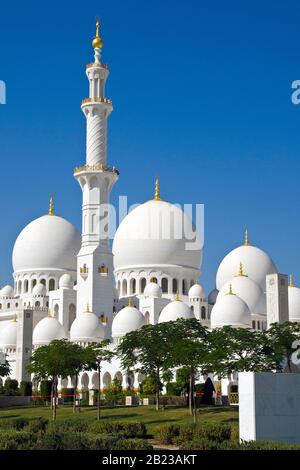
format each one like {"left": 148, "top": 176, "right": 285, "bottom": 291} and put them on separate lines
{"left": 74, "top": 20, "right": 119, "bottom": 335}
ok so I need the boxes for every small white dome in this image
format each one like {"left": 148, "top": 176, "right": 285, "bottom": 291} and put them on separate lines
{"left": 211, "top": 291, "right": 251, "bottom": 329}
{"left": 70, "top": 310, "right": 104, "bottom": 343}
{"left": 59, "top": 274, "right": 73, "bottom": 289}
{"left": 32, "top": 283, "right": 47, "bottom": 297}
{"left": 33, "top": 316, "right": 66, "bottom": 346}
{"left": 144, "top": 282, "right": 162, "bottom": 298}
{"left": 0, "top": 285, "right": 14, "bottom": 298}
{"left": 112, "top": 305, "right": 145, "bottom": 338}
{"left": 189, "top": 284, "right": 206, "bottom": 300}
{"left": 216, "top": 238, "right": 277, "bottom": 291}
{"left": 288, "top": 284, "right": 300, "bottom": 322}
{"left": 208, "top": 288, "right": 219, "bottom": 305}
{"left": 159, "top": 299, "right": 194, "bottom": 323}
{"left": 217, "top": 274, "right": 266, "bottom": 315}
{"left": 13, "top": 214, "right": 81, "bottom": 274}
{"left": 0, "top": 320, "right": 18, "bottom": 349}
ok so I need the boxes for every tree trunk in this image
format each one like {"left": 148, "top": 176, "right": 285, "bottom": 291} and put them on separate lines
{"left": 52, "top": 377, "right": 57, "bottom": 421}
{"left": 97, "top": 363, "right": 101, "bottom": 421}
{"left": 50, "top": 379, "right": 54, "bottom": 410}
{"left": 189, "top": 373, "right": 194, "bottom": 416}
{"left": 156, "top": 368, "right": 160, "bottom": 411}
{"left": 73, "top": 374, "right": 78, "bottom": 413}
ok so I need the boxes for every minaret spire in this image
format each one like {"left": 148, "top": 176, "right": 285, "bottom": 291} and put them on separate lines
{"left": 154, "top": 177, "right": 160, "bottom": 201}
{"left": 290, "top": 274, "right": 295, "bottom": 287}
{"left": 92, "top": 18, "right": 103, "bottom": 64}
{"left": 49, "top": 195, "right": 54, "bottom": 216}
{"left": 244, "top": 227, "right": 249, "bottom": 246}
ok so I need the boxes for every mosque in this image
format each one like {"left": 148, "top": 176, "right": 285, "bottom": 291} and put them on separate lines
{"left": 0, "top": 22, "right": 298, "bottom": 395}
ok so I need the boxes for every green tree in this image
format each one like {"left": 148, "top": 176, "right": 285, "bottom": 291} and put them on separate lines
{"left": 105, "top": 378, "right": 123, "bottom": 405}
{"left": 84, "top": 340, "right": 115, "bottom": 421}
{"left": 27, "top": 340, "right": 87, "bottom": 420}
{"left": 266, "top": 322, "right": 300, "bottom": 372}
{"left": 0, "top": 355, "right": 11, "bottom": 380}
{"left": 169, "top": 321, "right": 210, "bottom": 415}
{"left": 209, "top": 326, "right": 276, "bottom": 377}
{"left": 140, "top": 374, "right": 162, "bottom": 397}
{"left": 117, "top": 319, "right": 197, "bottom": 411}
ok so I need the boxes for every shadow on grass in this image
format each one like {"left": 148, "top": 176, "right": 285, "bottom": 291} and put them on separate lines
{"left": 0, "top": 415, "right": 20, "bottom": 419}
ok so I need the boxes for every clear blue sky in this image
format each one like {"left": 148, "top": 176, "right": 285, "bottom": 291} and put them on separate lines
{"left": 1, "top": 0, "right": 300, "bottom": 293}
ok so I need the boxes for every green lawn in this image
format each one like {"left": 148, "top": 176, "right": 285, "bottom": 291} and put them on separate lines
{"left": 0, "top": 405, "right": 238, "bottom": 434}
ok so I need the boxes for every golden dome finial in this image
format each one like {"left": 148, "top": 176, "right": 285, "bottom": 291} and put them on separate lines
{"left": 92, "top": 18, "right": 103, "bottom": 49}
{"left": 154, "top": 177, "right": 160, "bottom": 201}
{"left": 47, "top": 309, "right": 53, "bottom": 318}
{"left": 290, "top": 274, "right": 295, "bottom": 288}
{"left": 12, "top": 313, "right": 17, "bottom": 322}
{"left": 128, "top": 297, "right": 133, "bottom": 307}
{"left": 244, "top": 227, "right": 250, "bottom": 246}
{"left": 49, "top": 195, "right": 54, "bottom": 216}
{"left": 237, "top": 262, "right": 247, "bottom": 277}
{"left": 226, "top": 283, "right": 234, "bottom": 296}
{"left": 175, "top": 291, "right": 180, "bottom": 301}
{"left": 85, "top": 303, "right": 90, "bottom": 313}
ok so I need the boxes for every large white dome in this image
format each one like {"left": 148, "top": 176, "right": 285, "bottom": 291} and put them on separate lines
{"left": 33, "top": 316, "right": 67, "bottom": 346}
{"left": 159, "top": 299, "right": 194, "bottom": 323}
{"left": 216, "top": 241, "right": 277, "bottom": 291}
{"left": 113, "top": 199, "right": 202, "bottom": 272}
{"left": 189, "top": 284, "right": 206, "bottom": 300}
{"left": 112, "top": 305, "right": 145, "bottom": 338}
{"left": 13, "top": 214, "right": 81, "bottom": 273}
{"left": 0, "top": 285, "right": 14, "bottom": 298}
{"left": 217, "top": 272, "right": 266, "bottom": 315}
{"left": 70, "top": 311, "right": 105, "bottom": 343}
{"left": 211, "top": 291, "right": 251, "bottom": 329}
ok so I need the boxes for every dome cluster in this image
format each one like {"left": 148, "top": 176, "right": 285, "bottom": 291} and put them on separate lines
{"left": 211, "top": 230, "right": 277, "bottom": 329}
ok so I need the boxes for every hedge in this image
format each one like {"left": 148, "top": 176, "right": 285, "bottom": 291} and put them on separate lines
{"left": 88, "top": 421, "right": 147, "bottom": 438}
{"left": 0, "top": 430, "right": 37, "bottom": 450}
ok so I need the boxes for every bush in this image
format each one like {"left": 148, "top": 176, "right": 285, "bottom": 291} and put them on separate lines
{"left": 47, "top": 417, "right": 90, "bottom": 433}
{"left": 0, "top": 416, "right": 48, "bottom": 433}
{"left": 180, "top": 438, "right": 239, "bottom": 450}
{"left": 19, "top": 381, "right": 32, "bottom": 397}
{"left": 160, "top": 396, "right": 186, "bottom": 406}
{"left": 155, "top": 425, "right": 180, "bottom": 444}
{"left": 156, "top": 422, "right": 232, "bottom": 445}
{"left": 194, "top": 422, "right": 232, "bottom": 443}
{"left": 24, "top": 417, "right": 48, "bottom": 434}
{"left": 0, "top": 418, "right": 29, "bottom": 430}
{"left": 166, "top": 382, "right": 182, "bottom": 396}
{"left": 0, "top": 430, "right": 37, "bottom": 450}
{"left": 89, "top": 421, "right": 147, "bottom": 438}
{"left": 3, "top": 378, "right": 19, "bottom": 396}
{"left": 104, "top": 379, "right": 124, "bottom": 405}
{"left": 60, "top": 387, "right": 75, "bottom": 404}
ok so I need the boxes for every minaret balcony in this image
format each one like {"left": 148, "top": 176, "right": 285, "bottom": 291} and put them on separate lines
{"left": 74, "top": 165, "right": 119, "bottom": 176}
{"left": 82, "top": 97, "right": 112, "bottom": 105}
{"left": 86, "top": 62, "right": 108, "bottom": 70}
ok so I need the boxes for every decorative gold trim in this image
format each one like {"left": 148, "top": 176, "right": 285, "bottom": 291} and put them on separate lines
{"left": 74, "top": 164, "right": 119, "bottom": 176}
{"left": 82, "top": 97, "right": 112, "bottom": 105}
{"left": 80, "top": 264, "right": 89, "bottom": 274}
{"left": 236, "top": 262, "right": 248, "bottom": 277}
{"left": 226, "top": 283, "right": 235, "bottom": 296}
{"left": 92, "top": 18, "right": 103, "bottom": 49}
{"left": 290, "top": 274, "right": 296, "bottom": 288}
{"left": 49, "top": 195, "right": 54, "bottom": 216}
{"left": 244, "top": 227, "right": 249, "bottom": 246}
{"left": 154, "top": 177, "right": 160, "bottom": 201}
{"left": 98, "top": 265, "right": 109, "bottom": 274}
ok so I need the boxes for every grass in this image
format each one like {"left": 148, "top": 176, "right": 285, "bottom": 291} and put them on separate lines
{"left": 0, "top": 405, "right": 238, "bottom": 435}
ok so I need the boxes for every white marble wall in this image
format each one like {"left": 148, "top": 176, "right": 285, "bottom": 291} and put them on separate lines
{"left": 239, "top": 372, "right": 300, "bottom": 444}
